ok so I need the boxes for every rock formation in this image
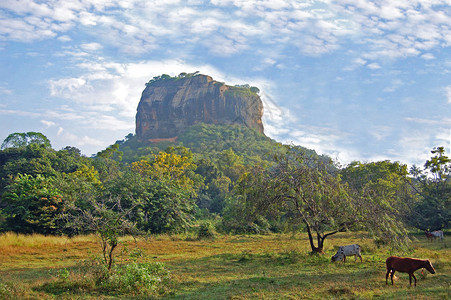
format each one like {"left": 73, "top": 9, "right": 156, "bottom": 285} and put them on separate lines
{"left": 136, "top": 73, "right": 264, "bottom": 141}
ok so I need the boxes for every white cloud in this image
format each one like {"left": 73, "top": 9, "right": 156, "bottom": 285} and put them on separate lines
{"left": 383, "top": 79, "right": 404, "bottom": 92}
{"left": 0, "top": 0, "right": 449, "bottom": 62}
{"left": 367, "top": 63, "right": 381, "bottom": 70}
{"left": 285, "top": 125, "right": 356, "bottom": 165}
{"left": 405, "top": 117, "right": 451, "bottom": 126}
{"left": 0, "top": 86, "right": 12, "bottom": 95}
{"left": 49, "top": 77, "right": 87, "bottom": 96}
{"left": 0, "top": 108, "right": 41, "bottom": 117}
{"left": 371, "top": 125, "right": 392, "bottom": 141}
{"left": 354, "top": 57, "right": 366, "bottom": 65}
{"left": 398, "top": 116, "right": 451, "bottom": 165}
{"left": 446, "top": 86, "right": 451, "bottom": 104}
{"left": 421, "top": 53, "right": 435, "bottom": 60}
{"left": 56, "top": 128, "right": 104, "bottom": 147}
{"left": 41, "top": 120, "right": 56, "bottom": 127}
{"left": 57, "top": 35, "right": 71, "bottom": 42}
{"left": 80, "top": 42, "right": 102, "bottom": 51}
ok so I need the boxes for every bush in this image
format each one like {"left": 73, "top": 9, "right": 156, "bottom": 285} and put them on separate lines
{"left": 103, "top": 262, "right": 170, "bottom": 295}
{"left": 39, "top": 256, "right": 172, "bottom": 297}
{"left": 197, "top": 221, "right": 216, "bottom": 240}
{"left": 0, "top": 282, "right": 14, "bottom": 299}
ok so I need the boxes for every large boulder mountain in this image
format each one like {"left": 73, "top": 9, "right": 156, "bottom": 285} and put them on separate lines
{"left": 135, "top": 73, "right": 264, "bottom": 141}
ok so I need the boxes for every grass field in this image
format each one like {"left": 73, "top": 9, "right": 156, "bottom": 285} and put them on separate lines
{"left": 0, "top": 231, "right": 449, "bottom": 299}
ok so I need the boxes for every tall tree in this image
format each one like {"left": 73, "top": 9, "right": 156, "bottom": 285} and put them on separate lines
{"left": 1, "top": 174, "right": 63, "bottom": 234}
{"left": 1, "top": 132, "right": 51, "bottom": 149}
{"left": 61, "top": 196, "right": 137, "bottom": 270}
{"left": 409, "top": 147, "right": 450, "bottom": 231}
{"left": 126, "top": 150, "right": 203, "bottom": 233}
{"left": 93, "top": 144, "right": 123, "bottom": 183}
{"left": 232, "top": 147, "right": 356, "bottom": 252}
{"left": 341, "top": 160, "right": 413, "bottom": 247}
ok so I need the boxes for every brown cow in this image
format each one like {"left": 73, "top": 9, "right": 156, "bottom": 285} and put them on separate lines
{"left": 385, "top": 256, "right": 436, "bottom": 286}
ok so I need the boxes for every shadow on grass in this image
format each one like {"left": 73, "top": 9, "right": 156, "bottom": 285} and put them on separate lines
{"left": 163, "top": 252, "right": 385, "bottom": 299}
{"left": 163, "top": 250, "right": 449, "bottom": 300}
{"left": 167, "top": 269, "right": 381, "bottom": 299}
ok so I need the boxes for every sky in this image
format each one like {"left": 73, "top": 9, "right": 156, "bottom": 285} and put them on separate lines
{"left": 0, "top": 0, "right": 450, "bottom": 167}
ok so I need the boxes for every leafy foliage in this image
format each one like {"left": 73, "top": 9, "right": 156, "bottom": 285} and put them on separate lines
{"left": 229, "top": 146, "right": 355, "bottom": 252}
{"left": 1, "top": 132, "right": 51, "bottom": 150}
{"left": 39, "top": 255, "right": 172, "bottom": 297}
{"left": 2, "top": 174, "right": 63, "bottom": 234}
{"left": 61, "top": 196, "right": 138, "bottom": 270}
{"left": 0, "top": 129, "right": 449, "bottom": 252}
{"left": 409, "top": 147, "right": 451, "bottom": 231}
{"left": 341, "top": 160, "right": 414, "bottom": 248}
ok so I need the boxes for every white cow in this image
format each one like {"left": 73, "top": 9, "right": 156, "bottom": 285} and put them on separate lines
{"left": 331, "top": 244, "right": 362, "bottom": 263}
{"left": 431, "top": 230, "right": 444, "bottom": 241}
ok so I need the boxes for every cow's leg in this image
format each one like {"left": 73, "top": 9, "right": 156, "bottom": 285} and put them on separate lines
{"left": 343, "top": 255, "right": 346, "bottom": 263}
{"left": 412, "top": 273, "right": 417, "bottom": 286}
{"left": 391, "top": 270, "right": 395, "bottom": 285}
{"left": 385, "top": 269, "right": 390, "bottom": 285}
{"left": 359, "top": 254, "right": 362, "bottom": 262}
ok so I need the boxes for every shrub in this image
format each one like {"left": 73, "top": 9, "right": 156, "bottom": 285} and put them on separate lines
{"left": 39, "top": 255, "right": 172, "bottom": 297}
{"left": 0, "top": 282, "right": 14, "bottom": 299}
{"left": 197, "top": 221, "right": 216, "bottom": 240}
{"left": 103, "top": 262, "right": 170, "bottom": 295}
{"left": 278, "top": 250, "right": 302, "bottom": 264}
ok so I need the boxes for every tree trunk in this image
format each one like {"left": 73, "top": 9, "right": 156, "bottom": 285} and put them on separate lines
{"left": 108, "top": 241, "right": 117, "bottom": 271}
{"left": 304, "top": 221, "right": 324, "bottom": 253}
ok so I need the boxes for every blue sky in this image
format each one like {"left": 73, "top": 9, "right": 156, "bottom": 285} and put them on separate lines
{"left": 0, "top": 0, "right": 450, "bottom": 167}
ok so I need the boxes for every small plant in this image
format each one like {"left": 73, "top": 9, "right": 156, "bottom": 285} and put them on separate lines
{"left": 39, "top": 255, "right": 172, "bottom": 297}
{"left": 238, "top": 250, "right": 253, "bottom": 262}
{"left": 103, "top": 262, "right": 171, "bottom": 295}
{"left": 329, "top": 287, "right": 354, "bottom": 297}
{"left": 278, "top": 250, "right": 302, "bottom": 264}
{"left": 56, "top": 268, "right": 70, "bottom": 281}
{"left": 197, "top": 221, "right": 216, "bottom": 240}
{"left": 0, "top": 282, "right": 14, "bottom": 299}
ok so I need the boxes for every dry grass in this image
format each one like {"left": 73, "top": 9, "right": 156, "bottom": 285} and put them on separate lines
{"left": 0, "top": 231, "right": 449, "bottom": 299}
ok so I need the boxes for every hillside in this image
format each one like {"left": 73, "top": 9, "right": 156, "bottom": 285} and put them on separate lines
{"left": 118, "top": 123, "right": 290, "bottom": 165}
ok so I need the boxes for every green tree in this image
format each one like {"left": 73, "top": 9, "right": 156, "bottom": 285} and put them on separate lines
{"left": 208, "top": 175, "right": 232, "bottom": 214}
{"left": 341, "top": 160, "right": 413, "bottom": 247}
{"left": 215, "top": 148, "right": 245, "bottom": 182}
{"left": 0, "top": 143, "right": 89, "bottom": 205}
{"left": 227, "top": 147, "right": 356, "bottom": 251}
{"left": 61, "top": 196, "right": 137, "bottom": 270}
{"left": 194, "top": 158, "right": 232, "bottom": 213}
{"left": 93, "top": 144, "right": 123, "bottom": 183}
{"left": 1, "top": 174, "right": 63, "bottom": 234}
{"left": 263, "top": 149, "right": 355, "bottom": 253}
{"left": 1, "top": 132, "right": 51, "bottom": 149}
{"left": 126, "top": 150, "right": 203, "bottom": 233}
{"left": 53, "top": 164, "right": 103, "bottom": 235}
{"left": 409, "top": 147, "right": 450, "bottom": 230}
{"left": 222, "top": 166, "right": 269, "bottom": 234}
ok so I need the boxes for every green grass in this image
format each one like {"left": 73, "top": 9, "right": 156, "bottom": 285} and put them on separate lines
{"left": 0, "top": 231, "right": 449, "bottom": 299}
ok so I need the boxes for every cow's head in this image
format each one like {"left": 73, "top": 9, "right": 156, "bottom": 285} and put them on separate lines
{"left": 331, "top": 247, "right": 344, "bottom": 262}
{"left": 331, "top": 253, "right": 344, "bottom": 262}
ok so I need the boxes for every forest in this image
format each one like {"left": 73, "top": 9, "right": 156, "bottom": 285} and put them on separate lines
{"left": 0, "top": 125, "right": 449, "bottom": 298}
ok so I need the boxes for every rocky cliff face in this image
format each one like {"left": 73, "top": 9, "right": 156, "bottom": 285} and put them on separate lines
{"left": 136, "top": 74, "right": 264, "bottom": 141}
